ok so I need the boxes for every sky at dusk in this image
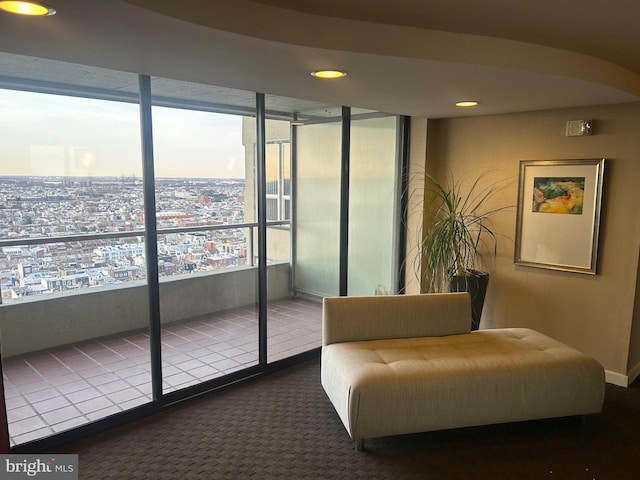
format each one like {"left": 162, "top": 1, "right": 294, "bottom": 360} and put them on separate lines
{"left": 0, "top": 88, "right": 247, "bottom": 179}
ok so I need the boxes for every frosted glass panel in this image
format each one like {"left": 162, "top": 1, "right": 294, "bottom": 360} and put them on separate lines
{"left": 294, "top": 122, "right": 342, "bottom": 296}
{"left": 348, "top": 116, "right": 398, "bottom": 296}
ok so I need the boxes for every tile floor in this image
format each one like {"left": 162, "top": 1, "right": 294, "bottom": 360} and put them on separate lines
{"left": 2, "top": 297, "right": 322, "bottom": 447}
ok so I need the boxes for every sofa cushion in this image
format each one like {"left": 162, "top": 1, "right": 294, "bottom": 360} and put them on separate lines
{"left": 321, "top": 327, "right": 605, "bottom": 440}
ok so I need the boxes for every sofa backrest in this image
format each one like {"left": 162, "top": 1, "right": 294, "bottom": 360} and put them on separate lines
{"left": 322, "top": 292, "right": 472, "bottom": 345}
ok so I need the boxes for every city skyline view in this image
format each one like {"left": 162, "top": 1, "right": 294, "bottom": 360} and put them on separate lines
{"left": 0, "top": 83, "right": 293, "bottom": 304}
{"left": 0, "top": 175, "right": 254, "bottom": 303}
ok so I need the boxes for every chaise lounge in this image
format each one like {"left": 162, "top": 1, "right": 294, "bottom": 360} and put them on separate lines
{"left": 321, "top": 292, "right": 605, "bottom": 450}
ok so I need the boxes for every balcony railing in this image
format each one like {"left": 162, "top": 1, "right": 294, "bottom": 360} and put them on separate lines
{"left": 0, "top": 261, "right": 293, "bottom": 357}
{"left": 0, "top": 220, "right": 323, "bottom": 448}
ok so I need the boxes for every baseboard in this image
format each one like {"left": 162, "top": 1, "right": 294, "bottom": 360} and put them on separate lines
{"left": 605, "top": 370, "right": 629, "bottom": 387}
{"left": 626, "top": 361, "right": 640, "bottom": 385}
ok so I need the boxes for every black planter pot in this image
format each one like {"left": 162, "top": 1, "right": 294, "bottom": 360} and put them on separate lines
{"left": 449, "top": 270, "right": 489, "bottom": 331}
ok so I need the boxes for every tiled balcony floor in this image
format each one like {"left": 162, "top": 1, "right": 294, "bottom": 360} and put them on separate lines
{"left": 2, "top": 297, "right": 322, "bottom": 447}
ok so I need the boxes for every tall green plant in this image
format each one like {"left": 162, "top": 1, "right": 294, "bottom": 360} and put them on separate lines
{"left": 421, "top": 172, "right": 511, "bottom": 293}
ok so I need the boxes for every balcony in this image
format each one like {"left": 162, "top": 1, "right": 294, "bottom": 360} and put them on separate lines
{"left": 0, "top": 264, "right": 322, "bottom": 447}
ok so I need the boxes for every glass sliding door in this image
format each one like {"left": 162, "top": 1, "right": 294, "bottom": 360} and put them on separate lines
{"left": 0, "top": 55, "right": 149, "bottom": 447}
{"left": 348, "top": 114, "right": 400, "bottom": 296}
{"left": 261, "top": 96, "right": 323, "bottom": 362}
{"left": 150, "top": 78, "right": 259, "bottom": 392}
{"left": 263, "top": 118, "right": 296, "bottom": 362}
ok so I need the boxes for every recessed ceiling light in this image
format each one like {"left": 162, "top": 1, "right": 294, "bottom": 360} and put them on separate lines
{"left": 290, "top": 121, "right": 305, "bottom": 126}
{"left": 311, "top": 70, "right": 347, "bottom": 79}
{"left": 455, "top": 101, "right": 479, "bottom": 107}
{"left": 0, "top": 1, "right": 56, "bottom": 15}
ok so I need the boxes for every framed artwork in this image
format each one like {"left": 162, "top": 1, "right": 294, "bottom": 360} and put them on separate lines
{"left": 514, "top": 158, "right": 606, "bottom": 274}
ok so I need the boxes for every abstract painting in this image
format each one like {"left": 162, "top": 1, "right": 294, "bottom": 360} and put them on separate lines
{"left": 532, "top": 177, "right": 585, "bottom": 214}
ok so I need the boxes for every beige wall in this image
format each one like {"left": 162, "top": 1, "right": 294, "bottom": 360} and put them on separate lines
{"left": 416, "top": 102, "right": 640, "bottom": 384}
{"left": 629, "top": 254, "right": 640, "bottom": 375}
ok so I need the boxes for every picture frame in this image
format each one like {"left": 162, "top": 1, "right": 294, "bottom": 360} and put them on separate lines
{"left": 514, "top": 158, "right": 606, "bottom": 274}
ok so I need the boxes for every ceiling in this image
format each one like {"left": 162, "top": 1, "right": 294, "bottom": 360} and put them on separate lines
{"left": 0, "top": 0, "right": 638, "bottom": 118}
{"left": 250, "top": 0, "right": 640, "bottom": 75}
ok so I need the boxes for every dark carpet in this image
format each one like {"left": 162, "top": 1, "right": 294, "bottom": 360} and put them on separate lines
{"left": 59, "top": 358, "right": 640, "bottom": 479}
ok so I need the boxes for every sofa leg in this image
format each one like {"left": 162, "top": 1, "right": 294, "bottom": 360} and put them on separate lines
{"left": 355, "top": 438, "right": 365, "bottom": 451}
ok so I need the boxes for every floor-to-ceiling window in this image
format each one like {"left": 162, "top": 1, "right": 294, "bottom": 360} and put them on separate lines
{"left": 149, "top": 78, "right": 261, "bottom": 391}
{"left": 0, "top": 59, "right": 151, "bottom": 446}
{"left": 262, "top": 96, "right": 325, "bottom": 362}
{"left": 0, "top": 52, "right": 406, "bottom": 450}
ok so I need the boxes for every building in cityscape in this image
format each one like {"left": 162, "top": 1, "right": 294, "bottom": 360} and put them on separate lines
{"left": 0, "top": 177, "right": 251, "bottom": 301}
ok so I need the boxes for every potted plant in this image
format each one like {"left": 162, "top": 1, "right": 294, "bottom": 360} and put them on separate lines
{"left": 420, "top": 172, "right": 511, "bottom": 330}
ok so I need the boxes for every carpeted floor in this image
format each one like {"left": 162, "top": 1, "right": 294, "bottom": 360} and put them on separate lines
{"left": 59, "top": 358, "right": 640, "bottom": 479}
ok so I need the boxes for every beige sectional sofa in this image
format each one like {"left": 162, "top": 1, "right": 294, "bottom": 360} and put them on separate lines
{"left": 321, "top": 292, "right": 605, "bottom": 450}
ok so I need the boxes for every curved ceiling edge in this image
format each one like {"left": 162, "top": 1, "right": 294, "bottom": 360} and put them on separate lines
{"left": 122, "top": 0, "right": 640, "bottom": 97}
